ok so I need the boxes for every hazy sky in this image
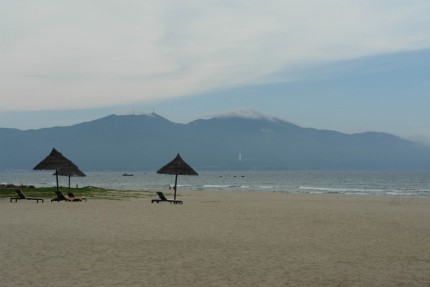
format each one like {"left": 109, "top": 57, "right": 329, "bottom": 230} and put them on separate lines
{"left": 1, "top": 1, "right": 430, "bottom": 143}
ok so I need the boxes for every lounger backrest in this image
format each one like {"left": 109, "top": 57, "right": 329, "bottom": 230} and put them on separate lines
{"left": 55, "top": 191, "right": 67, "bottom": 200}
{"left": 68, "top": 192, "right": 75, "bottom": 198}
{"left": 156, "top": 191, "right": 168, "bottom": 201}
{"left": 15, "top": 189, "right": 26, "bottom": 199}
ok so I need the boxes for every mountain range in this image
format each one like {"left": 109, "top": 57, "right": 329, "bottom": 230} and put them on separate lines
{"left": 1, "top": 110, "right": 429, "bottom": 171}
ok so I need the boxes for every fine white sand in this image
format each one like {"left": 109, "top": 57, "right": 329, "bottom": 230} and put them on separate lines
{"left": 1, "top": 191, "right": 429, "bottom": 287}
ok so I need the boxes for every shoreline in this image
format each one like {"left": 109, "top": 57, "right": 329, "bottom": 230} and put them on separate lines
{"left": 1, "top": 190, "right": 429, "bottom": 286}
{"left": 2, "top": 170, "right": 429, "bottom": 197}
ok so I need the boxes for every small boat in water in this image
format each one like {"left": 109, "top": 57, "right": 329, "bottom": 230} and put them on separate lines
{"left": 122, "top": 173, "right": 134, "bottom": 176}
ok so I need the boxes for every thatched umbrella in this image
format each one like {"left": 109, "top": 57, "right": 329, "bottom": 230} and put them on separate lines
{"left": 56, "top": 164, "right": 86, "bottom": 190}
{"left": 157, "top": 153, "right": 198, "bottom": 200}
{"left": 33, "top": 148, "right": 81, "bottom": 191}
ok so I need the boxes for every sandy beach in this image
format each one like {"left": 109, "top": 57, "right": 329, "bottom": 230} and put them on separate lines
{"left": 1, "top": 191, "right": 429, "bottom": 287}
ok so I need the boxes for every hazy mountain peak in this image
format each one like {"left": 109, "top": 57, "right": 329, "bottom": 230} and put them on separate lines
{"left": 112, "top": 112, "right": 160, "bottom": 118}
{"left": 209, "top": 108, "right": 288, "bottom": 123}
{"left": 1, "top": 110, "right": 430, "bottom": 170}
{"left": 140, "top": 112, "right": 162, "bottom": 118}
{"left": 110, "top": 112, "right": 172, "bottom": 122}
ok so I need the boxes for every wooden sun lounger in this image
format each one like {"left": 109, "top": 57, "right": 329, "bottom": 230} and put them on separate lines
{"left": 151, "top": 191, "right": 183, "bottom": 204}
{"left": 10, "top": 189, "right": 44, "bottom": 203}
{"left": 51, "top": 191, "right": 82, "bottom": 202}
{"left": 67, "top": 192, "right": 87, "bottom": 201}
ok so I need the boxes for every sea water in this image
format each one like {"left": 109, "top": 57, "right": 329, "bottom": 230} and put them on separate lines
{"left": 1, "top": 170, "right": 429, "bottom": 197}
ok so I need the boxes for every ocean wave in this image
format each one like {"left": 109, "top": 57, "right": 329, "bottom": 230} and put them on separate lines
{"left": 203, "top": 184, "right": 235, "bottom": 188}
{"left": 298, "top": 186, "right": 426, "bottom": 195}
{"left": 260, "top": 185, "right": 276, "bottom": 189}
{"left": 299, "top": 186, "right": 385, "bottom": 194}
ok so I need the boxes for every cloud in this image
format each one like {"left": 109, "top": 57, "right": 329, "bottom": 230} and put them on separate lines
{"left": 205, "top": 107, "right": 288, "bottom": 122}
{"left": 1, "top": 0, "right": 430, "bottom": 110}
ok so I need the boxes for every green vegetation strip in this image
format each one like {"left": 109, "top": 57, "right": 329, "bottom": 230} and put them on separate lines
{"left": 0, "top": 186, "right": 154, "bottom": 200}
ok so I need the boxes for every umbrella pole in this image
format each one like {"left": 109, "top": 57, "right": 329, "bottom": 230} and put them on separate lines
{"left": 68, "top": 175, "right": 71, "bottom": 190}
{"left": 55, "top": 168, "right": 59, "bottom": 191}
{"left": 174, "top": 173, "right": 178, "bottom": 200}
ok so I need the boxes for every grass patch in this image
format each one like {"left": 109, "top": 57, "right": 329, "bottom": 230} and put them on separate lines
{"left": 0, "top": 186, "right": 154, "bottom": 200}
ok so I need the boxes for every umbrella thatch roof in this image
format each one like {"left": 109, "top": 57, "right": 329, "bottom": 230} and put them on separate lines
{"left": 157, "top": 154, "right": 198, "bottom": 176}
{"left": 56, "top": 164, "right": 86, "bottom": 177}
{"left": 157, "top": 153, "right": 198, "bottom": 201}
{"left": 33, "top": 148, "right": 73, "bottom": 170}
{"left": 34, "top": 148, "right": 85, "bottom": 191}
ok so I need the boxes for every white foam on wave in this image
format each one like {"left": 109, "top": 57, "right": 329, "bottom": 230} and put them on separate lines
{"left": 299, "top": 186, "right": 385, "bottom": 194}
{"left": 260, "top": 185, "right": 276, "bottom": 189}
{"left": 204, "top": 184, "right": 234, "bottom": 188}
